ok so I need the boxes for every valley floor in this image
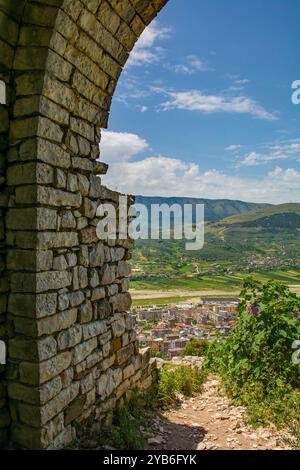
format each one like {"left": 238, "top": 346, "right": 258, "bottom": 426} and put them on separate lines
{"left": 145, "top": 379, "right": 291, "bottom": 451}
{"left": 131, "top": 285, "right": 300, "bottom": 305}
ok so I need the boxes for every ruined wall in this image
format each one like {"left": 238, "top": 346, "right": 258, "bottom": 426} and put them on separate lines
{"left": 0, "top": 0, "right": 168, "bottom": 449}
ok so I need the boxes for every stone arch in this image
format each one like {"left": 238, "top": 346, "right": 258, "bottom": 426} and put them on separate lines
{"left": 0, "top": 0, "right": 168, "bottom": 449}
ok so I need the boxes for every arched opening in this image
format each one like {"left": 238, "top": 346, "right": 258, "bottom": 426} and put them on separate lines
{"left": 0, "top": 0, "right": 299, "bottom": 451}
{"left": 100, "top": 0, "right": 300, "bottom": 343}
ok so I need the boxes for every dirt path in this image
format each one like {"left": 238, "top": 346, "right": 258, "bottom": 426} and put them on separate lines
{"left": 145, "top": 379, "right": 291, "bottom": 450}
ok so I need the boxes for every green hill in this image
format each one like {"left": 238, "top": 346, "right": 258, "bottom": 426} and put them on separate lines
{"left": 220, "top": 203, "right": 300, "bottom": 226}
{"left": 132, "top": 200, "right": 300, "bottom": 290}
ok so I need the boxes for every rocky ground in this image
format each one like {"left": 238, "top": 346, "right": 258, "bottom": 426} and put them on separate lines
{"left": 144, "top": 379, "right": 292, "bottom": 451}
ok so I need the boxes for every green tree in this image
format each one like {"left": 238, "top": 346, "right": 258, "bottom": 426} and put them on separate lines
{"left": 182, "top": 338, "right": 210, "bottom": 357}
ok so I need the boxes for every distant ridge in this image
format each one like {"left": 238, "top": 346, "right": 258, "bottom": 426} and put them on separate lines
{"left": 218, "top": 203, "right": 300, "bottom": 226}
{"left": 136, "top": 195, "right": 272, "bottom": 222}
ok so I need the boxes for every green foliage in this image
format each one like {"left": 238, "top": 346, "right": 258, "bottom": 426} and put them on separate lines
{"left": 204, "top": 278, "right": 300, "bottom": 428}
{"left": 101, "top": 391, "right": 157, "bottom": 450}
{"left": 157, "top": 365, "right": 206, "bottom": 406}
{"left": 150, "top": 348, "right": 170, "bottom": 361}
{"left": 182, "top": 339, "right": 210, "bottom": 357}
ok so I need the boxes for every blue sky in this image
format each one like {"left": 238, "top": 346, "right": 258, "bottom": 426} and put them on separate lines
{"left": 101, "top": 0, "right": 300, "bottom": 204}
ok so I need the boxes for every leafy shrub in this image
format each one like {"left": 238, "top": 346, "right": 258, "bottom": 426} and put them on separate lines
{"left": 157, "top": 365, "right": 205, "bottom": 406}
{"left": 182, "top": 339, "right": 210, "bottom": 357}
{"left": 150, "top": 348, "right": 170, "bottom": 361}
{"left": 205, "top": 278, "right": 300, "bottom": 427}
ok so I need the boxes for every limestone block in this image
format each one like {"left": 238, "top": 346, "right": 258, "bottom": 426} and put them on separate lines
{"left": 82, "top": 320, "right": 107, "bottom": 340}
{"left": 60, "top": 367, "right": 74, "bottom": 388}
{"left": 117, "top": 260, "right": 131, "bottom": 277}
{"left": 73, "top": 337, "right": 97, "bottom": 365}
{"left": 57, "top": 324, "right": 82, "bottom": 350}
{"left": 123, "top": 363, "right": 135, "bottom": 380}
{"left": 69, "top": 291, "right": 85, "bottom": 308}
{"left": 110, "top": 247, "right": 125, "bottom": 262}
{"left": 53, "top": 255, "right": 68, "bottom": 271}
{"left": 89, "top": 242, "right": 105, "bottom": 267}
{"left": 64, "top": 395, "right": 86, "bottom": 425}
{"left": 60, "top": 210, "right": 76, "bottom": 229}
{"left": 111, "top": 317, "right": 126, "bottom": 338}
{"left": 91, "top": 286, "right": 105, "bottom": 302}
{"left": 110, "top": 292, "right": 131, "bottom": 313}
{"left": 79, "top": 301, "right": 93, "bottom": 324}
{"left": 100, "top": 264, "right": 116, "bottom": 285}
{"left": 115, "top": 343, "right": 134, "bottom": 366}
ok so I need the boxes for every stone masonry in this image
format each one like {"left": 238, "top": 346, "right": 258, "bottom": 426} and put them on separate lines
{"left": 0, "top": 0, "right": 168, "bottom": 449}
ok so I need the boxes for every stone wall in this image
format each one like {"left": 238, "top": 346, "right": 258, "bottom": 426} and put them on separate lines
{"left": 0, "top": 0, "right": 168, "bottom": 449}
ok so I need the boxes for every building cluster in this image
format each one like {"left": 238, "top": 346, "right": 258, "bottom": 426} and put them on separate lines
{"left": 134, "top": 297, "right": 240, "bottom": 358}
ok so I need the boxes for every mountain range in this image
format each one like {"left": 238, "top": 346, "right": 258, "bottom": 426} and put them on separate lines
{"left": 132, "top": 199, "right": 300, "bottom": 286}
{"left": 135, "top": 195, "right": 271, "bottom": 223}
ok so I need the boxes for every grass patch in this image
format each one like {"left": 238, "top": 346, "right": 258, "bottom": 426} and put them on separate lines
{"left": 157, "top": 365, "right": 206, "bottom": 406}
{"left": 95, "top": 366, "right": 206, "bottom": 449}
{"left": 100, "top": 390, "right": 157, "bottom": 450}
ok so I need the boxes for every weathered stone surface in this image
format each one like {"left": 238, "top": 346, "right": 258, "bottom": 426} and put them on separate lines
{"left": 39, "top": 352, "right": 72, "bottom": 384}
{"left": 111, "top": 317, "right": 126, "bottom": 338}
{"left": 96, "top": 367, "right": 121, "bottom": 400}
{"left": 40, "top": 383, "right": 80, "bottom": 425}
{"left": 57, "top": 325, "right": 82, "bottom": 350}
{"left": 64, "top": 395, "right": 86, "bottom": 425}
{"left": 73, "top": 338, "right": 97, "bottom": 365}
{"left": 110, "top": 292, "right": 132, "bottom": 313}
{"left": 117, "top": 260, "right": 131, "bottom": 277}
{"left": 82, "top": 320, "right": 107, "bottom": 340}
{"left": 91, "top": 286, "right": 105, "bottom": 301}
{"left": 37, "top": 232, "right": 79, "bottom": 249}
{"left": 111, "top": 247, "right": 125, "bottom": 262}
{"left": 69, "top": 291, "right": 85, "bottom": 308}
{"left": 53, "top": 255, "right": 68, "bottom": 271}
{"left": 79, "top": 300, "right": 93, "bottom": 323}
{"left": 115, "top": 344, "right": 134, "bottom": 366}
{"left": 100, "top": 264, "right": 116, "bottom": 285}
{"left": 38, "top": 187, "right": 82, "bottom": 208}
{"left": 60, "top": 210, "right": 76, "bottom": 229}
{"left": 123, "top": 363, "right": 135, "bottom": 380}
{"left": 36, "top": 271, "right": 72, "bottom": 293}
{"left": 0, "top": 0, "right": 164, "bottom": 449}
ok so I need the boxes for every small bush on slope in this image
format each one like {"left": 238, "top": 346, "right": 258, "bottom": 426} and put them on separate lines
{"left": 183, "top": 339, "right": 210, "bottom": 357}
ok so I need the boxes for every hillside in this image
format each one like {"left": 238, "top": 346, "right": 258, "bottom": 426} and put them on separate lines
{"left": 219, "top": 203, "right": 300, "bottom": 226}
{"left": 132, "top": 201, "right": 300, "bottom": 291}
{"left": 136, "top": 196, "right": 271, "bottom": 222}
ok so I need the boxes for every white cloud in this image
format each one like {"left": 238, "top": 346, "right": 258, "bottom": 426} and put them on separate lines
{"left": 269, "top": 140, "right": 300, "bottom": 156}
{"left": 101, "top": 132, "right": 300, "bottom": 204}
{"left": 237, "top": 139, "right": 300, "bottom": 167}
{"left": 158, "top": 89, "right": 278, "bottom": 121}
{"left": 225, "top": 144, "right": 242, "bottom": 152}
{"left": 126, "top": 21, "right": 171, "bottom": 67}
{"left": 238, "top": 151, "right": 290, "bottom": 167}
{"left": 234, "top": 78, "right": 250, "bottom": 86}
{"left": 101, "top": 131, "right": 149, "bottom": 163}
{"left": 140, "top": 106, "right": 148, "bottom": 113}
{"left": 175, "top": 55, "right": 208, "bottom": 75}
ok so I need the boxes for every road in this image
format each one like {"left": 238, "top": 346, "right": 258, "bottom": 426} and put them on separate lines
{"left": 131, "top": 285, "right": 300, "bottom": 301}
